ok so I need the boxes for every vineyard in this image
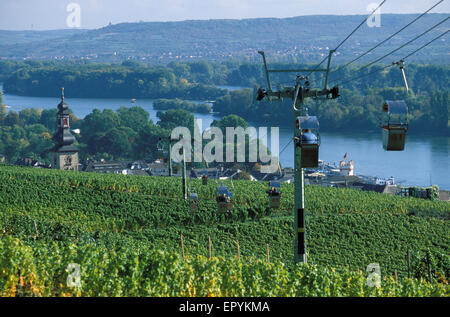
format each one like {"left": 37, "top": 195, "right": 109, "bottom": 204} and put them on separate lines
{"left": 0, "top": 165, "right": 449, "bottom": 296}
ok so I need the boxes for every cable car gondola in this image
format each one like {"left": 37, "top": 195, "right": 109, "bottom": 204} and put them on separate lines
{"left": 189, "top": 193, "right": 198, "bottom": 211}
{"left": 295, "top": 115, "right": 320, "bottom": 168}
{"left": 381, "top": 100, "right": 408, "bottom": 151}
{"left": 216, "top": 186, "right": 232, "bottom": 214}
{"left": 267, "top": 181, "right": 281, "bottom": 209}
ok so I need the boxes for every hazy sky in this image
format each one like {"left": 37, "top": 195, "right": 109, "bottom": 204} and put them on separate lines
{"left": 0, "top": 0, "right": 449, "bottom": 30}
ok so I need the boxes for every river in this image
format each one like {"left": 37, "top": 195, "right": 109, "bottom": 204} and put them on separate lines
{"left": 1, "top": 87, "right": 449, "bottom": 189}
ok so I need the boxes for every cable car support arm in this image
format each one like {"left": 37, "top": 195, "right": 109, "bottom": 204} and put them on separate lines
{"left": 256, "top": 51, "right": 340, "bottom": 264}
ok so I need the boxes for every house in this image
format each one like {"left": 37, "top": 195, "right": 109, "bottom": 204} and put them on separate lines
{"left": 120, "top": 169, "right": 150, "bottom": 176}
{"left": 83, "top": 160, "right": 129, "bottom": 173}
{"left": 438, "top": 190, "right": 450, "bottom": 201}
{"left": 147, "top": 162, "right": 171, "bottom": 176}
{"left": 219, "top": 168, "right": 241, "bottom": 180}
{"left": 318, "top": 175, "right": 364, "bottom": 188}
{"left": 190, "top": 167, "right": 221, "bottom": 179}
{"left": 15, "top": 157, "right": 48, "bottom": 168}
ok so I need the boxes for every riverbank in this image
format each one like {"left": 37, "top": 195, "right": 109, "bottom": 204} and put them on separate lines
{"left": 1, "top": 89, "right": 449, "bottom": 190}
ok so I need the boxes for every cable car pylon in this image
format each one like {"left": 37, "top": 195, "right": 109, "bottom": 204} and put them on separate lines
{"left": 257, "top": 51, "right": 340, "bottom": 264}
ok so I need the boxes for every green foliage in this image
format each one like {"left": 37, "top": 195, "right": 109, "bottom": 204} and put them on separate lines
{"left": 405, "top": 185, "right": 440, "bottom": 201}
{"left": 211, "top": 114, "right": 248, "bottom": 131}
{"left": 0, "top": 235, "right": 447, "bottom": 297}
{"left": 0, "top": 105, "right": 195, "bottom": 163}
{"left": 157, "top": 109, "right": 194, "bottom": 133}
{"left": 2, "top": 59, "right": 448, "bottom": 134}
{"left": 0, "top": 91, "right": 5, "bottom": 125}
{"left": 0, "top": 165, "right": 448, "bottom": 293}
{"left": 153, "top": 98, "right": 211, "bottom": 114}
{"left": 3, "top": 64, "right": 227, "bottom": 100}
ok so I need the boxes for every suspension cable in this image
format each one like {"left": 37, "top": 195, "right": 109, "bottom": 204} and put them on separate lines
{"left": 343, "top": 16, "right": 449, "bottom": 75}
{"left": 306, "top": 0, "right": 388, "bottom": 76}
{"left": 333, "top": 29, "right": 449, "bottom": 86}
{"left": 330, "top": 0, "right": 445, "bottom": 74}
{"left": 401, "top": 29, "right": 449, "bottom": 60}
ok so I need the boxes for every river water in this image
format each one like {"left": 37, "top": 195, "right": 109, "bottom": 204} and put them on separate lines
{"left": 1, "top": 87, "right": 449, "bottom": 189}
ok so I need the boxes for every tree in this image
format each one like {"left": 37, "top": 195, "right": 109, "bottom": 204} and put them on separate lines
{"left": 157, "top": 109, "right": 194, "bottom": 133}
{"left": 430, "top": 90, "right": 449, "bottom": 131}
{"left": 102, "top": 128, "right": 132, "bottom": 159}
{"left": 117, "top": 106, "right": 150, "bottom": 132}
{"left": 211, "top": 114, "right": 248, "bottom": 131}
{"left": 19, "top": 108, "right": 42, "bottom": 125}
{"left": 39, "top": 109, "right": 58, "bottom": 131}
{"left": 4, "top": 111, "right": 24, "bottom": 127}
{"left": 189, "top": 61, "right": 213, "bottom": 83}
{"left": 0, "top": 91, "right": 5, "bottom": 125}
{"left": 81, "top": 109, "right": 121, "bottom": 140}
{"left": 167, "top": 61, "right": 190, "bottom": 79}
{"left": 134, "top": 123, "right": 168, "bottom": 160}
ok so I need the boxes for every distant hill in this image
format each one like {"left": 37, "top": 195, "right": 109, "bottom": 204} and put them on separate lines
{"left": 0, "top": 29, "right": 86, "bottom": 46}
{"left": 0, "top": 14, "right": 448, "bottom": 63}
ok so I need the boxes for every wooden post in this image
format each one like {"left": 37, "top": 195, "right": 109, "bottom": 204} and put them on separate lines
{"left": 181, "top": 234, "right": 185, "bottom": 262}
{"left": 34, "top": 220, "right": 39, "bottom": 239}
{"left": 236, "top": 240, "right": 240, "bottom": 261}
{"left": 17, "top": 269, "right": 23, "bottom": 297}
{"left": 266, "top": 244, "right": 270, "bottom": 264}
{"left": 208, "top": 236, "right": 212, "bottom": 260}
{"left": 426, "top": 252, "right": 432, "bottom": 283}
{"left": 407, "top": 249, "right": 411, "bottom": 279}
{"left": 394, "top": 269, "right": 398, "bottom": 283}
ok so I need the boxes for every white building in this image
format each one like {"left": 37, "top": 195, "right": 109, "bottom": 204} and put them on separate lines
{"left": 339, "top": 160, "right": 354, "bottom": 176}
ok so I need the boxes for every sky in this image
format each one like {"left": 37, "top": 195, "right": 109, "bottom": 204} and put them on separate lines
{"left": 0, "top": 0, "right": 449, "bottom": 30}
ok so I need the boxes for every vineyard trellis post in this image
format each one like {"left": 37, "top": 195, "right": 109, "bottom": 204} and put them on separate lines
{"left": 34, "top": 219, "right": 39, "bottom": 239}
{"left": 181, "top": 234, "right": 185, "bottom": 262}
{"left": 407, "top": 249, "right": 411, "bottom": 278}
{"left": 237, "top": 240, "right": 240, "bottom": 261}
{"left": 208, "top": 236, "right": 212, "bottom": 260}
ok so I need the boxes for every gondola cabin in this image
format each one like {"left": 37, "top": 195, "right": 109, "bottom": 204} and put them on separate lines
{"left": 216, "top": 186, "right": 232, "bottom": 213}
{"left": 295, "top": 116, "right": 320, "bottom": 168}
{"left": 189, "top": 193, "right": 198, "bottom": 211}
{"left": 267, "top": 180, "right": 281, "bottom": 209}
{"left": 382, "top": 100, "right": 408, "bottom": 151}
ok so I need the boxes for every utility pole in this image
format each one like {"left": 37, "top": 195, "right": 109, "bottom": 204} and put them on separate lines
{"left": 182, "top": 147, "right": 187, "bottom": 200}
{"left": 257, "top": 51, "right": 340, "bottom": 263}
{"left": 169, "top": 135, "right": 188, "bottom": 199}
{"left": 168, "top": 136, "right": 173, "bottom": 177}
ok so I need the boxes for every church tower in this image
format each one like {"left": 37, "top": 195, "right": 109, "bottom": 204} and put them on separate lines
{"left": 51, "top": 88, "right": 79, "bottom": 171}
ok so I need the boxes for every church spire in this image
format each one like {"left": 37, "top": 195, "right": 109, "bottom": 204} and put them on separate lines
{"left": 50, "top": 88, "right": 79, "bottom": 171}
